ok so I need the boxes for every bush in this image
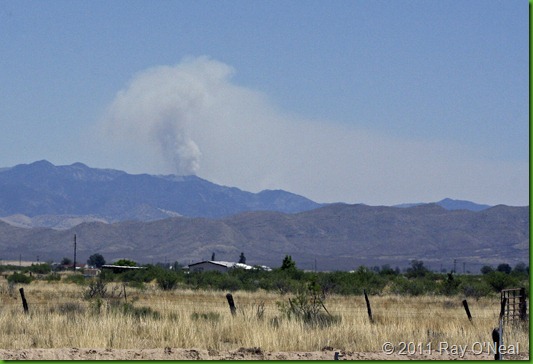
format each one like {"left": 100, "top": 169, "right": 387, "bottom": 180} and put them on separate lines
{"left": 28, "top": 263, "right": 52, "bottom": 274}
{"left": 113, "top": 259, "right": 137, "bottom": 267}
{"left": 7, "top": 272, "right": 33, "bottom": 284}
{"left": 118, "top": 302, "right": 160, "bottom": 320}
{"left": 45, "top": 273, "right": 61, "bottom": 282}
{"left": 461, "top": 281, "right": 492, "bottom": 299}
{"left": 391, "top": 277, "right": 436, "bottom": 296}
{"left": 84, "top": 278, "right": 108, "bottom": 299}
{"left": 156, "top": 270, "right": 179, "bottom": 291}
{"left": 438, "top": 273, "right": 461, "bottom": 296}
{"left": 277, "top": 281, "right": 340, "bottom": 328}
{"left": 64, "top": 274, "right": 86, "bottom": 285}
{"left": 483, "top": 271, "right": 518, "bottom": 292}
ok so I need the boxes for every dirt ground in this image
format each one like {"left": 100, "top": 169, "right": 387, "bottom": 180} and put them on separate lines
{"left": 0, "top": 347, "right": 528, "bottom": 360}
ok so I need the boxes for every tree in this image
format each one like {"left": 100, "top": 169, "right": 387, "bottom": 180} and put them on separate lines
{"left": 281, "top": 255, "right": 296, "bottom": 271}
{"left": 113, "top": 259, "right": 137, "bottom": 267}
{"left": 61, "top": 257, "right": 72, "bottom": 266}
{"left": 211, "top": 252, "right": 216, "bottom": 261}
{"left": 484, "top": 271, "right": 517, "bottom": 292}
{"left": 513, "top": 262, "right": 528, "bottom": 275}
{"left": 238, "top": 252, "right": 246, "bottom": 264}
{"left": 87, "top": 253, "right": 106, "bottom": 268}
{"left": 480, "top": 265, "right": 494, "bottom": 275}
{"left": 496, "top": 263, "right": 512, "bottom": 275}
{"left": 406, "top": 260, "right": 429, "bottom": 278}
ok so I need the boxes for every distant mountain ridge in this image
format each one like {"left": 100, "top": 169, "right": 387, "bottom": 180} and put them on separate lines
{"left": 0, "top": 203, "right": 527, "bottom": 271}
{"left": 395, "top": 198, "right": 491, "bottom": 212}
{"left": 0, "top": 160, "right": 321, "bottom": 225}
{"left": 0, "top": 161, "right": 511, "bottom": 230}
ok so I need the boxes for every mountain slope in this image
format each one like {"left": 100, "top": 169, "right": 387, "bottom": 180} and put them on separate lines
{"left": 0, "top": 161, "right": 321, "bottom": 223}
{"left": 0, "top": 203, "right": 527, "bottom": 272}
{"left": 395, "top": 198, "right": 492, "bottom": 211}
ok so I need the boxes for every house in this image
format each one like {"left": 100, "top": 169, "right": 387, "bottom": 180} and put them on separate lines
{"left": 187, "top": 260, "right": 270, "bottom": 273}
{"left": 83, "top": 268, "right": 101, "bottom": 278}
{"left": 101, "top": 264, "right": 145, "bottom": 274}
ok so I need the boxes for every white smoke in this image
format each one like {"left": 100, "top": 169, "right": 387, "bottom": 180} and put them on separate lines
{"left": 101, "top": 56, "right": 235, "bottom": 175}
{"left": 95, "top": 56, "right": 528, "bottom": 206}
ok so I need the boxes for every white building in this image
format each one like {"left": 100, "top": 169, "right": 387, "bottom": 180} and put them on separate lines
{"left": 187, "top": 261, "right": 271, "bottom": 273}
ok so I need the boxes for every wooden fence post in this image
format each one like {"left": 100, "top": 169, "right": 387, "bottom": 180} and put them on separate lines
{"left": 226, "top": 293, "right": 237, "bottom": 316}
{"left": 462, "top": 299, "right": 472, "bottom": 322}
{"left": 363, "top": 289, "right": 373, "bottom": 323}
{"left": 19, "top": 287, "right": 29, "bottom": 314}
{"left": 499, "top": 297, "right": 506, "bottom": 321}
{"left": 492, "top": 328, "right": 501, "bottom": 360}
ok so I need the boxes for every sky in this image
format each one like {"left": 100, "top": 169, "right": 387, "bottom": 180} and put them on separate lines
{"left": 0, "top": 0, "right": 529, "bottom": 206}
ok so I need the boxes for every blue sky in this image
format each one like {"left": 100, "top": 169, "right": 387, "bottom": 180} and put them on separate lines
{"left": 0, "top": 1, "right": 528, "bottom": 206}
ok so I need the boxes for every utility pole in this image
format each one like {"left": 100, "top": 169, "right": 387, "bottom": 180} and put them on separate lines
{"left": 453, "top": 259, "right": 457, "bottom": 274}
{"left": 73, "top": 234, "right": 77, "bottom": 272}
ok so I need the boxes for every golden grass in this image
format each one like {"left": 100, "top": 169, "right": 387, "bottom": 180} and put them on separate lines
{"left": 0, "top": 278, "right": 528, "bottom": 354}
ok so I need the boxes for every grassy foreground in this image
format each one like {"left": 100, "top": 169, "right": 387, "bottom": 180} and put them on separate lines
{"left": 0, "top": 278, "right": 528, "bottom": 355}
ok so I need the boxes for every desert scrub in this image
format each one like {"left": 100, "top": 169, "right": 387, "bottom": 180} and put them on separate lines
{"left": 277, "top": 282, "right": 341, "bottom": 328}
{"left": 0, "top": 279, "right": 527, "bottom": 355}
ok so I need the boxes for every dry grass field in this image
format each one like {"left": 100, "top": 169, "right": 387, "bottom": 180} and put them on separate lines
{"left": 0, "top": 277, "right": 528, "bottom": 360}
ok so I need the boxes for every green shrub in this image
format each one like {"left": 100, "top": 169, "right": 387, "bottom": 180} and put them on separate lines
{"left": 277, "top": 282, "right": 340, "bottom": 328}
{"left": 156, "top": 270, "right": 179, "bottom": 291}
{"left": 483, "top": 271, "right": 518, "bottom": 292}
{"left": 118, "top": 303, "right": 160, "bottom": 320}
{"left": 28, "top": 263, "right": 52, "bottom": 274}
{"left": 45, "top": 273, "right": 61, "bottom": 282}
{"left": 7, "top": 272, "right": 33, "bottom": 284}
{"left": 64, "top": 274, "right": 86, "bottom": 285}
{"left": 461, "top": 281, "right": 492, "bottom": 299}
{"left": 391, "top": 277, "right": 436, "bottom": 296}
{"left": 84, "top": 278, "right": 108, "bottom": 299}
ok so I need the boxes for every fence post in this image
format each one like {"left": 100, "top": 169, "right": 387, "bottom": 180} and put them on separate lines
{"left": 462, "top": 299, "right": 473, "bottom": 322}
{"left": 19, "top": 287, "right": 29, "bottom": 314}
{"left": 226, "top": 293, "right": 237, "bottom": 316}
{"left": 492, "top": 328, "right": 501, "bottom": 360}
{"left": 363, "top": 289, "right": 373, "bottom": 323}
{"left": 499, "top": 297, "right": 506, "bottom": 321}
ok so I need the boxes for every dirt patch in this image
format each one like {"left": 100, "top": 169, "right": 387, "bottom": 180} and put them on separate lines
{"left": 0, "top": 347, "right": 529, "bottom": 360}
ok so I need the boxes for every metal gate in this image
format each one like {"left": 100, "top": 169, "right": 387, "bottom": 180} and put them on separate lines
{"left": 500, "top": 288, "right": 528, "bottom": 324}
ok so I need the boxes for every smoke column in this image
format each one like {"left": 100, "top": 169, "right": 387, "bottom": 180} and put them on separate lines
{"left": 101, "top": 56, "right": 234, "bottom": 175}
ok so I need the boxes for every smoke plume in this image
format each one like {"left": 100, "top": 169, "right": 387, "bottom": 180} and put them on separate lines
{"left": 96, "top": 56, "right": 527, "bottom": 206}
{"left": 101, "top": 57, "right": 235, "bottom": 175}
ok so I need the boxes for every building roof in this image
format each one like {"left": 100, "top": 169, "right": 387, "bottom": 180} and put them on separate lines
{"left": 187, "top": 261, "right": 271, "bottom": 271}
{"left": 101, "top": 264, "right": 144, "bottom": 270}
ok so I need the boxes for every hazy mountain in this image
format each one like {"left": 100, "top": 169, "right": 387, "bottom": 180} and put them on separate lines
{"left": 395, "top": 198, "right": 492, "bottom": 211}
{"left": 0, "top": 203, "right": 527, "bottom": 272}
{"left": 0, "top": 160, "right": 321, "bottom": 225}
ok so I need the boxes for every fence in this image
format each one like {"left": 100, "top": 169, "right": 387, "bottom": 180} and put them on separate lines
{"left": 500, "top": 288, "right": 527, "bottom": 324}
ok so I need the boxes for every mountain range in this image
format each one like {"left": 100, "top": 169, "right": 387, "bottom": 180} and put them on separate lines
{"left": 0, "top": 160, "right": 320, "bottom": 228}
{"left": 0, "top": 161, "right": 496, "bottom": 229}
{"left": 0, "top": 161, "right": 527, "bottom": 271}
{"left": 0, "top": 203, "right": 527, "bottom": 272}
